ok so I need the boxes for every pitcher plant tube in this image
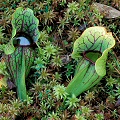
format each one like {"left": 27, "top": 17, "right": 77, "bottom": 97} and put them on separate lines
{"left": 3, "top": 7, "right": 40, "bottom": 101}
{"left": 66, "top": 26, "right": 115, "bottom": 97}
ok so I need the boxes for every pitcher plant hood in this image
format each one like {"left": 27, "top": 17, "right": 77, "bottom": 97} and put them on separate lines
{"left": 4, "top": 7, "right": 40, "bottom": 55}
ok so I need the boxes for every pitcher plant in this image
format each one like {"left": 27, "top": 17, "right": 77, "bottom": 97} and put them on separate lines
{"left": 3, "top": 7, "right": 40, "bottom": 101}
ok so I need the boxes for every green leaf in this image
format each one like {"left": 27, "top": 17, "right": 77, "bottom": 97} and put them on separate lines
{"left": 4, "top": 39, "right": 15, "bottom": 55}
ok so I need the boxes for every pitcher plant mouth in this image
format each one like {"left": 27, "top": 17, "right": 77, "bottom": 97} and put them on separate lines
{"left": 82, "top": 50, "right": 102, "bottom": 65}
{"left": 13, "top": 32, "right": 37, "bottom": 47}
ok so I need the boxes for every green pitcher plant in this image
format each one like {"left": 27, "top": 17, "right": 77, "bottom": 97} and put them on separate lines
{"left": 66, "top": 26, "right": 115, "bottom": 97}
{"left": 3, "top": 7, "right": 40, "bottom": 101}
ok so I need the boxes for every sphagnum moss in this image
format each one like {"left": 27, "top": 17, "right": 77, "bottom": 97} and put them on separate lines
{"left": 0, "top": 0, "right": 119, "bottom": 119}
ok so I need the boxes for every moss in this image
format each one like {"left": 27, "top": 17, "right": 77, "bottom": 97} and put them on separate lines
{"left": 0, "top": 0, "right": 119, "bottom": 119}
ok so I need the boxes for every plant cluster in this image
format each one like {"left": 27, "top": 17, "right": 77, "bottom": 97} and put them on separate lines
{"left": 0, "top": 0, "right": 120, "bottom": 119}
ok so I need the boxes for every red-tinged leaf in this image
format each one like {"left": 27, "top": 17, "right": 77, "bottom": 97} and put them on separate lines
{"left": 4, "top": 47, "right": 35, "bottom": 81}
